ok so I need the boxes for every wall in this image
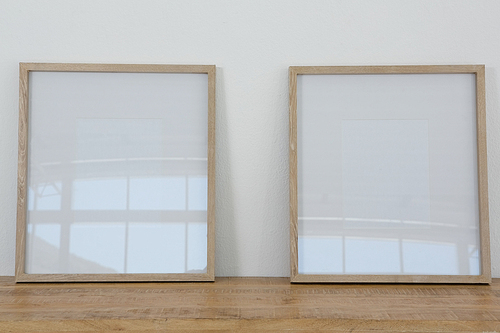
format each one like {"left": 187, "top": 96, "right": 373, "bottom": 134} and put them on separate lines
{"left": 0, "top": 0, "right": 499, "bottom": 277}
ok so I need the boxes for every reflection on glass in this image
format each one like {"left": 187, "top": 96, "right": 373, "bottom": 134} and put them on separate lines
{"left": 27, "top": 173, "right": 209, "bottom": 274}
{"left": 73, "top": 179, "right": 128, "bottom": 210}
{"left": 127, "top": 222, "right": 186, "bottom": 273}
{"left": 345, "top": 238, "right": 400, "bottom": 274}
{"left": 28, "top": 182, "right": 62, "bottom": 211}
{"left": 26, "top": 71, "right": 209, "bottom": 275}
{"left": 298, "top": 76, "right": 481, "bottom": 276}
{"left": 129, "top": 177, "right": 186, "bottom": 210}
{"left": 71, "top": 176, "right": 208, "bottom": 212}
{"left": 468, "top": 246, "right": 480, "bottom": 275}
{"left": 26, "top": 224, "right": 62, "bottom": 273}
{"left": 187, "top": 222, "right": 208, "bottom": 271}
{"left": 298, "top": 234, "right": 479, "bottom": 275}
{"left": 34, "top": 224, "right": 61, "bottom": 248}
{"left": 298, "top": 237, "right": 342, "bottom": 274}
{"left": 127, "top": 222, "right": 207, "bottom": 274}
{"left": 402, "top": 240, "right": 458, "bottom": 275}
{"left": 188, "top": 177, "right": 208, "bottom": 211}
{"left": 70, "top": 223, "right": 126, "bottom": 273}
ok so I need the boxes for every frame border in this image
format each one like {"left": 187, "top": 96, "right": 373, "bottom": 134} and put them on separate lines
{"left": 16, "top": 63, "right": 216, "bottom": 282}
{"left": 289, "top": 65, "right": 490, "bottom": 284}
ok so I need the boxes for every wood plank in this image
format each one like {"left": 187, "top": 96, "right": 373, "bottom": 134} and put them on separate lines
{"left": 1, "top": 318, "right": 500, "bottom": 332}
{"left": 19, "top": 63, "right": 215, "bottom": 73}
{"left": 475, "top": 65, "right": 491, "bottom": 281}
{"left": 0, "top": 277, "right": 498, "bottom": 332}
{"left": 289, "top": 67, "right": 299, "bottom": 281}
{"left": 289, "top": 65, "right": 485, "bottom": 75}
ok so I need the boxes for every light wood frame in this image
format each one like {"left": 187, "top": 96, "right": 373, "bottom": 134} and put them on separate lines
{"left": 289, "top": 65, "right": 490, "bottom": 284}
{"left": 16, "top": 63, "right": 216, "bottom": 282}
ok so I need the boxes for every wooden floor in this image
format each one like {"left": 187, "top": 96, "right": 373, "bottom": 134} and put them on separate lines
{"left": 0, "top": 276, "right": 499, "bottom": 332}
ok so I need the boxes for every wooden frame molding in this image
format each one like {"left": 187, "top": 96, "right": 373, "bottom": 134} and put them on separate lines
{"left": 16, "top": 63, "right": 216, "bottom": 282}
{"left": 289, "top": 65, "right": 490, "bottom": 284}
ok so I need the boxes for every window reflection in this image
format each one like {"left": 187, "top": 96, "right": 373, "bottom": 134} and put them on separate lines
{"left": 129, "top": 177, "right": 185, "bottom": 210}
{"left": 126, "top": 222, "right": 207, "bottom": 274}
{"left": 345, "top": 238, "right": 400, "bottom": 274}
{"left": 26, "top": 173, "right": 208, "bottom": 274}
{"left": 298, "top": 237, "right": 343, "bottom": 274}
{"left": 468, "top": 246, "right": 480, "bottom": 275}
{"left": 298, "top": 119, "right": 481, "bottom": 276}
{"left": 188, "top": 177, "right": 208, "bottom": 211}
{"left": 402, "top": 240, "right": 458, "bottom": 275}
{"left": 69, "top": 223, "right": 126, "bottom": 273}
{"left": 28, "top": 182, "right": 62, "bottom": 211}
{"left": 298, "top": 217, "right": 480, "bottom": 275}
{"left": 73, "top": 179, "right": 128, "bottom": 210}
{"left": 26, "top": 118, "right": 208, "bottom": 274}
{"left": 26, "top": 224, "right": 61, "bottom": 273}
{"left": 71, "top": 176, "right": 208, "bottom": 211}
{"left": 187, "top": 222, "right": 208, "bottom": 271}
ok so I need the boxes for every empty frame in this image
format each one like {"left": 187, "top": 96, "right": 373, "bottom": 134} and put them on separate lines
{"left": 16, "top": 63, "right": 215, "bottom": 282}
{"left": 289, "top": 65, "right": 490, "bottom": 283}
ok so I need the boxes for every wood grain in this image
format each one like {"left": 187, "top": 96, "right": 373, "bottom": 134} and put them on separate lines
{"left": 289, "top": 67, "right": 299, "bottom": 281}
{"left": 289, "top": 65, "right": 491, "bottom": 284}
{"left": 475, "top": 65, "right": 491, "bottom": 282}
{"left": 15, "top": 63, "right": 217, "bottom": 283}
{"left": 289, "top": 65, "right": 485, "bottom": 75}
{"left": 207, "top": 65, "right": 216, "bottom": 281}
{"left": 15, "top": 64, "right": 29, "bottom": 281}
{"left": 18, "top": 63, "right": 214, "bottom": 73}
{"left": 0, "top": 277, "right": 499, "bottom": 332}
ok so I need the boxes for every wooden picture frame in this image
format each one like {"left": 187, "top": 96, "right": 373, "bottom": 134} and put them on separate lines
{"left": 16, "top": 63, "right": 216, "bottom": 282}
{"left": 289, "top": 65, "right": 490, "bottom": 283}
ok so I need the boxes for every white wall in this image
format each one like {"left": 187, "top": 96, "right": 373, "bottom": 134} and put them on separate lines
{"left": 1, "top": 0, "right": 499, "bottom": 277}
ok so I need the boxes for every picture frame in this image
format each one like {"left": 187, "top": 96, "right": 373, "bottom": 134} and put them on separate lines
{"left": 16, "top": 63, "right": 215, "bottom": 282}
{"left": 289, "top": 65, "right": 490, "bottom": 283}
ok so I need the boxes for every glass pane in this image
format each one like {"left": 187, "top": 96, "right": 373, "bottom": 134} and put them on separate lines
{"left": 26, "top": 71, "right": 209, "bottom": 274}
{"left": 297, "top": 73, "right": 480, "bottom": 276}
